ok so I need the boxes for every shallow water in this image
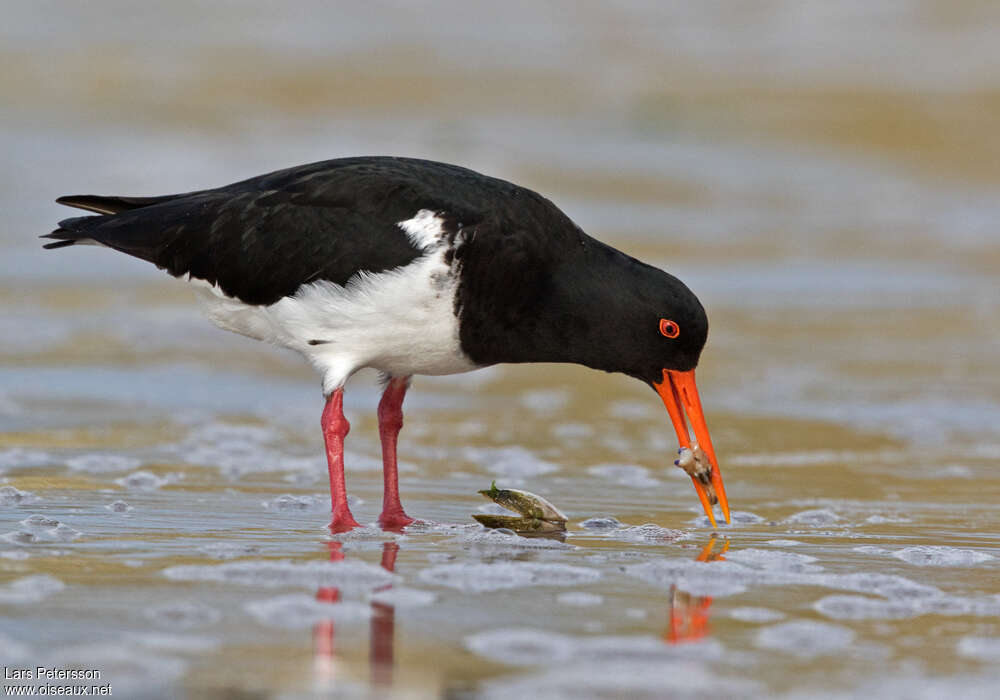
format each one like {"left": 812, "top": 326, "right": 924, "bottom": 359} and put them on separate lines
{"left": 3, "top": 2, "right": 1000, "bottom": 698}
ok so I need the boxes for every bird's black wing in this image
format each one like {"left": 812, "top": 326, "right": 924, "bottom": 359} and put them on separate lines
{"left": 42, "top": 159, "right": 463, "bottom": 306}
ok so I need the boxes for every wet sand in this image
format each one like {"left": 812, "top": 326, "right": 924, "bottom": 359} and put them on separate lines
{"left": 3, "top": 2, "right": 1000, "bottom": 698}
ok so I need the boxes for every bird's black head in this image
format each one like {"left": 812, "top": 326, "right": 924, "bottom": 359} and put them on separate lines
{"left": 606, "top": 263, "right": 709, "bottom": 385}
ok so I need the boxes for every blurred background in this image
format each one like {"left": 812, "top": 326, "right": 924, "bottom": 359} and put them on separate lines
{"left": 2, "top": 2, "right": 999, "bottom": 698}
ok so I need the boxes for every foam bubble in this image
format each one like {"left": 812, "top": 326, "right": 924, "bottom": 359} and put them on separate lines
{"left": 519, "top": 389, "right": 570, "bottom": 414}
{"left": 814, "top": 594, "right": 924, "bottom": 620}
{"left": 145, "top": 602, "right": 222, "bottom": 630}
{"left": 728, "top": 607, "right": 785, "bottom": 623}
{"left": 263, "top": 494, "right": 327, "bottom": 511}
{"left": 369, "top": 587, "right": 437, "bottom": 608}
{"left": 419, "top": 562, "right": 600, "bottom": 593}
{"left": 66, "top": 454, "right": 142, "bottom": 473}
{"left": 611, "top": 524, "right": 686, "bottom": 544}
{"left": 556, "top": 591, "right": 604, "bottom": 606}
{"left": 689, "top": 511, "right": 767, "bottom": 527}
{"left": 115, "top": 470, "right": 168, "bottom": 490}
{"left": 48, "top": 643, "right": 187, "bottom": 689}
{"left": 454, "top": 528, "right": 574, "bottom": 551}
{"left": 197, "top": 542, "right": 261, "bottom": 559}
{"left": 0, "top": 486, "right": 38, "bottom": 506}
{"left": 124, "top": 632, "right": 221, "bottom": 653}
{"left": 627, "top": 559, "right": 749, "bottom": 597}
{"left": 8, "top": 516, "right": 81, "bottom": 543}
{"left": 852, "top": 545, "right": 892, "bottom": 556}
{"left": 0, "top": 448, "right": 52, "bottom": 470}
{"left": 724, "top": 548, "right": 821, "bottom": 573}
{"left": 163, "top": 559, "right": 397, "bottom": 591}
{"left": 785, "top": 509, "right": 841, "bottom": 526}
{"left": 20, "top": 514, "right": 60, "bottom": 529}
{"left": 465, "top": 628, "right": 572, "bottom": 666}
{"left": 245, "top": 594, "right": 372, "bottom": 629}
{"left": 587, "top": 463, "right": 660, "bottom": 488}
{"left": 755, "top": 620, "right": 854, "bottom": 658}
{"left": 0, "top": 632, "right": 30, "bottom": 663}
{"left": 891, "top": 546, "right": 995, "bottom": 567}
{"left": 579, "top": 517, "right": 622, "bottom": 530}
{"left": 864, "top": 514, "right": 911, "bottom": 524}
{"left": 476, "top": 659, "right": 759, "bottom": 699}
{"left": 957, "top": 636, "right": 1000, "bottom": 661}
{"left": 0, "top": 574, "right": 65, "bottom": 604}
{"left": 463, "top": 446, "right": 559, "bottom": 479}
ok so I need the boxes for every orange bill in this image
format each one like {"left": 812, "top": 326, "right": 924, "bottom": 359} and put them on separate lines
{"left": 653, "top": 368, "right": 731, "bottom": 526}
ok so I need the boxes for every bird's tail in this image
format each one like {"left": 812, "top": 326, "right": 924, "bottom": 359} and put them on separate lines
{"left": 41, "top": 194, "right": 179, "bottom": 249}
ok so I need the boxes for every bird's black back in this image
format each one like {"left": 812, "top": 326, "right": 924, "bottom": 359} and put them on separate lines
{"left": 44, "top": 156, "right": 572, "bottom": 307}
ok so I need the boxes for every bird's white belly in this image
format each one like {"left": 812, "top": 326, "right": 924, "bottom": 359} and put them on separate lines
{"left": 191, "top": 245, "right": 478, "bottom": 393}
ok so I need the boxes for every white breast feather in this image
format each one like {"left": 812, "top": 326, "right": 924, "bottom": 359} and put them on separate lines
{"left": 190, "top": 210, "right": 476, "bottom": 394}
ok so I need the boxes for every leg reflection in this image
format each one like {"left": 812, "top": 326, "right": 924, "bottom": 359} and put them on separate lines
{"left": 312, "top": 540, "right": 400, "bottom": 690}
{"left": 665, "top": 536, "right": 728, "bottom": 644}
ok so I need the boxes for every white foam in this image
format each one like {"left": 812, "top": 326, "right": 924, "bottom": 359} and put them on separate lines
{"left": 105, "top": 499, "right": 133, "bottom": 513}
{"left": 724, "top": 548, "right": 821, "bottom": 573}
{"left": 785, "top": 509, "right": 841, "bottom": 526}
{"left": 556, "top": 591, "right": 604, "bottom": 607}
{"left": 163, "top": 559, "right": 397, "bottom": 591}
{"left": 8, "top": 516, "right": 81, "bottom": 543}
{"left": 728, "top": 607, "right": 785, "bottom": 623}
{"left": 864, "top": 514, "right": 911, "bottom": 524}
{"left": 627, "top": 559, "right": 749, "bottom": 597}
{"left": 689, "top": 510, "right": 767, "bottom": 527}
{"left": 587, "top": 463, "right": 661, "bottom": 488}
{"left": 124, "top": 632, "right": 221, "bottom": 653}
{"left": 0, "top": 486, "right": 38, "bottom": 506}
{"left": 891, "top": 546, "right": 995, "bottom": 567}
{"left": 245, "top": 593, "right": 372, "bottom": 628}
{"left": 197, "top": 542, "right": 262, "bottom": 559}
{"left": 66, "top": 453, "right": 142, "bottom": 473}
{"left": 755, "top": 620, "right": 854, "bottom": 658}
{"left": 610, "top": 524, "right": 686, "bottom": 544}
{"left": 419, "top": 562, "right": 601, "bottom": 593}
{"left": 0, "top": 574, "right": 65, "bottom": 604}
{"left": 814, "top": 594, "right": 924, "bottom": 620}
{"left": 0, "top": 448, "right": 52, "bottom": 470}
{"left": 465, "top": 628, "right": 573, "bottom": 666}
{"left": 957, "top": 636, "right": 1000, "bottom": 661}
{"left": 454, "top": 528, "right": 574, "bottom": 551}
{"left": 519, "top": 389, "right": 570, "bottom": 414}
{"left": 369, "top": 587, "right": 437, "bottom": 608}
{"left": 579, "top": 517, "right": 622, "bottom": 530}
{"left": 262, "top": 494, "right": 327, "bottom": 511}
{"left": 0, "top": 632, "right": 30, "bottom": 663}
{"left": 144, "top": 602, "right": 222, "bottom": 630}
{"left": 463, "top": 446, "right": 559, "bottom": 479}
{"left": 476, "top": 659, "right": 758, "bottom": 699}
{"left": 115, "top": 470, "right": 168, "bottom": 490}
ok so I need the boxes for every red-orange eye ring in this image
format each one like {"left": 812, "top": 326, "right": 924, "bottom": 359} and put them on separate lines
{"left": 659, "top": 319, "right": 680, "bottom": 338}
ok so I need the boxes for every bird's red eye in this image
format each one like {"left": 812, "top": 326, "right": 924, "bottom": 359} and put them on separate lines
{"left": 659, "top": 319, "right": 680, "bottom": 338}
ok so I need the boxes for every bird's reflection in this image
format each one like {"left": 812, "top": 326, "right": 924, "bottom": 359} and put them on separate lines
{"left": 665, "top": 535, "right": 728, "bottom": 644}
{"left": 312, "top": 539, "right": 399, "bottom": 689}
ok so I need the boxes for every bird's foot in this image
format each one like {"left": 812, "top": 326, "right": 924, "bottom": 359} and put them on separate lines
{"left": 377, "top": 509, "right": 416, "bottom": 532}
{"left": 328, "top": 509, "right": 362, "bottom": 534}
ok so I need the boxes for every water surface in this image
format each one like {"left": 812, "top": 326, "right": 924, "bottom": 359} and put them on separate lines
{"left": 2, "top": 2, "right": 1000, "bottom": 698}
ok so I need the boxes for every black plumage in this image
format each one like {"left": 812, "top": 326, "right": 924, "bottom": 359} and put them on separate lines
{"left": 44, "top": 156, "right": 707, "bottom": 383}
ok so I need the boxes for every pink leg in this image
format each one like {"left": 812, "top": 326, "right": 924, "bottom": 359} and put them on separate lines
{"left": 377, "top": 376, "right": 415, "bottom": 530}
{"left": 322, "top": 389, "right": 361, "bottom": 532}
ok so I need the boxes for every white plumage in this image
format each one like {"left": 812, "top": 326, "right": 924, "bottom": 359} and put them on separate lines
{"left": 191, "top": 210, "right": 477, "bottom": 394}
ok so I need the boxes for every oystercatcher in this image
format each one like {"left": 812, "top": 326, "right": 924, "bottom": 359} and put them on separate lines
{"left": 42, "top": 157, "right": 730, "bottom": 530}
